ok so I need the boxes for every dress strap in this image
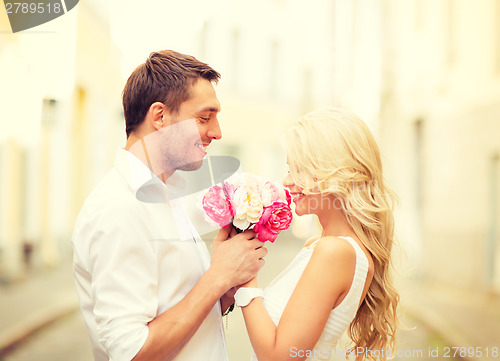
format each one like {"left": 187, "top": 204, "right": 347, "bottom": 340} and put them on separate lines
{"left": 337, "top": 236, "right": 369, "bottom": 266}
{"left": 305, "top": 238, "right": 321, "bottom": 249}
{"left": 335, "top": 236, "right": 370, "bottom": 305}
{"left": 307, "top": 236, "right": 362, "bottom": 252}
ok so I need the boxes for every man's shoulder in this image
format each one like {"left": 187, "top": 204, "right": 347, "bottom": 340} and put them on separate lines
{"left": 72, "top": 168, "right": 159, "bottom": 267}
{"left": 85, "top": 169, "right": 132, "bottom": 205}
{"left": 75, "top": 168, "right": 144, "bottom": 226}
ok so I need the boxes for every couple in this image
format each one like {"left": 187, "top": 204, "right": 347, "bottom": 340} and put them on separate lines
{"left": 72, "top": 50, "right": 399, "bottom": 361}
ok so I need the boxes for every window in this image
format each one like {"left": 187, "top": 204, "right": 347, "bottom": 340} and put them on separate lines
{"left": 414, "top": 119, "right": 424, "bottom": 211}
{"left": 230, "top": 28, "right": 240, "bottom": 90}
{"left": 495, "top": 0, "right": 500, "bottom": 73}
{"left": 445, "top": 0, "right": 456, "bottom": 65}
{"left": 489, "top": 152, "right": 500, "bottom": 290}
{"left": 199, "top": 21, "right": 209, "bottom": 60}
{"left": 269, "top": 40, "right": 279, "bottom": 98}
{"left": 41, "top": 98, "right": 57, "bottom": 126}
{"left": 300, "top": 67, "right": 313, "bottom": 114}
{"left": 414, "top": 0, "right": 424, "bottom": 30}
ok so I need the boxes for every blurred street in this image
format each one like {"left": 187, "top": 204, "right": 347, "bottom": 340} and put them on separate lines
{"left": 1, "top": 0, "right": 499, "bottom": 360}
{"left": 1, "top": 312, "right": 91, "bottom": 361}
{"left": 2, "top": 234, "right": 498, "bottom": 361}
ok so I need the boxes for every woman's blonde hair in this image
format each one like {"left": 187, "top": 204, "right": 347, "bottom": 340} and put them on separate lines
{"left": 285, "top": 108, "right": 399, "bottom": 360}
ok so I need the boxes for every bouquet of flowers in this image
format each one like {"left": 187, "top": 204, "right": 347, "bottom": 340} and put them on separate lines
{"left": 201, "top": 174, "right": 293, "bottom": 243}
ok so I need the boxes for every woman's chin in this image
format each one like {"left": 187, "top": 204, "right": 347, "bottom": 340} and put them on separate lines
{"left": 293, "top": 198, "right": 308, "bottom": 216}
{"left": 294, "top": 207, "right": 307, "bottom": 217}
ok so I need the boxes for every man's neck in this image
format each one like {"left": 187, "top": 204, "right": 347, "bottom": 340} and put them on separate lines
{"left": 125, "top": 134, "right": 174, "bottom": 183}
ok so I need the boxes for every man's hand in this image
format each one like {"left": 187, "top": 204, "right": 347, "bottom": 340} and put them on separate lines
{"left": 210, "top": 226, "right": 267, "bottom": 289}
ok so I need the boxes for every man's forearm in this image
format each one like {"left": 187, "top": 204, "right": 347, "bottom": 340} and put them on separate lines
{"left": 132, "top": 269, "right": 229, "bottom": 361}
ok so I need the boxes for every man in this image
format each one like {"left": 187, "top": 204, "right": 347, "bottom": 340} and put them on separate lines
{"left": 72, "top": 50, "right": 267, "bottom": 361}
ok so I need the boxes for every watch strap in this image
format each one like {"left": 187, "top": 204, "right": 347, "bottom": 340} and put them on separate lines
{"left": 234, "top": 287, "right": 263, "bottom": 307}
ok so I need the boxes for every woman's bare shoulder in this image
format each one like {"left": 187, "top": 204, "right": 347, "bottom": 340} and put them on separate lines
{"left": 311, "top": 236, "right": 357, "bottom": 268}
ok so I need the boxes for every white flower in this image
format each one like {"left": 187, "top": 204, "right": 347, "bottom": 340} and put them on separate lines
{"left": 232, "top": 184, "right": 263, "bottom": 230}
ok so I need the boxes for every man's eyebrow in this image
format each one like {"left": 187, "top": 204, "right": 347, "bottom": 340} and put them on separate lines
{"left": 197, "top": 106, "right": 221, "bottom": 113}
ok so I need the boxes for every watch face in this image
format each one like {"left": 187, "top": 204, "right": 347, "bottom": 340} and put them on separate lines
{"left": 236, "top": 288, "right": 250, "bottom": 307}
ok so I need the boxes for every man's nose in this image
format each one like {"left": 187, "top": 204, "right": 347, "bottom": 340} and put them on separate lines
{"left": 208, "top": 118, "right": 222, "bottom": 140}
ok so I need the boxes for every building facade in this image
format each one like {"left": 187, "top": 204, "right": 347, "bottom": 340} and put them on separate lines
{"left": 0, "top": 2, "right": 123, "bottom": 281}
{"left": 379, "top": 0, "right": 500, "bottom": 291}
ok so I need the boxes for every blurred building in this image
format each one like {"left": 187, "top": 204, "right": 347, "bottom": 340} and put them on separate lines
{"left": 0, "top": 2, "right": 123, "bottom": 281}
{"left": 1, "top": 0, "right": 498, "bottom": 295}
{"left": 379, "top": 0, "right": 500, "bottom": 292}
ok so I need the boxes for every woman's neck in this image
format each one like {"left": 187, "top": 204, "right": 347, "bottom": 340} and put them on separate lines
{"left": 317, "top": 207, "right": 356, "bottom": 239}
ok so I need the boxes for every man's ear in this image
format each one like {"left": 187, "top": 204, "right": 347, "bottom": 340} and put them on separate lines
{"left": 148, "top": 102, "right": 171, "bottom": 130}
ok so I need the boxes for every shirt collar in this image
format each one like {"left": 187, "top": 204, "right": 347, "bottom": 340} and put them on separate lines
{"left": 114, "top": 148, "right": 189, "bottom": 203}
{"left": 114, "top": 148, "right": 159, "bottom": 189}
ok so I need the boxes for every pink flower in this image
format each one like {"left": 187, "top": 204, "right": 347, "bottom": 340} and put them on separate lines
{"left": 254, "top": 202, "right": 293, "bottom": 243}
{"left": 223, "top": 181, "right": 237, "bottom": 215}
{"left": 284, "top": 188, "right": 292, "bottom": 206}
{"left": 224, "top": 181, "right": 236, "bottom": 199}
{"left": 259, "top": 181, "right": 283, "bottom": 207}
{"left": 202, "top": 185, "right": 233, "bottom": 227}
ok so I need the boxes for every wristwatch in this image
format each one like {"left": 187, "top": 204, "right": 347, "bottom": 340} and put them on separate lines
{"left": 234, "top": 287, "right": 264, "bottom": 307}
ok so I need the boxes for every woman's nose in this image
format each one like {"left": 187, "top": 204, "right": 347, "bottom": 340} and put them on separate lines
{"left": 283, "top": 173, "right": 293, "bottom": 187}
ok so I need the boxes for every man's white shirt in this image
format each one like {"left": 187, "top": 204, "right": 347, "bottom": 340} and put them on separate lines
{"left": 72, "top": 148, "right": 227, "bottom": 361}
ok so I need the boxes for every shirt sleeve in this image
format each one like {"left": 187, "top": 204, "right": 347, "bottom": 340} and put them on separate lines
{"left": 86, "top": 203, "right": 158, "bottom": 361}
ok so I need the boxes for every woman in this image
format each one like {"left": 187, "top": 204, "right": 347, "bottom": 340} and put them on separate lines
{"left": 234, "top": 108, "right": 399, "bottom": 361}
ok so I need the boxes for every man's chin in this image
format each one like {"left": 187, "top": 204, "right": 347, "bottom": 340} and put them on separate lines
{"left": 178, "top": 159, "right": 204, "bottom": 172}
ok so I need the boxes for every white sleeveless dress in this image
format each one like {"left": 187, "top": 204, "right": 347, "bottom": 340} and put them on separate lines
{"left": 250, "top": 236, "right": 369, "bottom": 361}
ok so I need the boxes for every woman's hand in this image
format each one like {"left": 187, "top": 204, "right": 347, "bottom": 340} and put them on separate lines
{"left": 239, "top": 277, "right": 258, "bottom": 289}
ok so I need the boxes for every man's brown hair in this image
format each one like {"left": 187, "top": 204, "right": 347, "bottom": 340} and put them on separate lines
{"left": 122, "top": 50, "right": 221, "bottom": 137}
